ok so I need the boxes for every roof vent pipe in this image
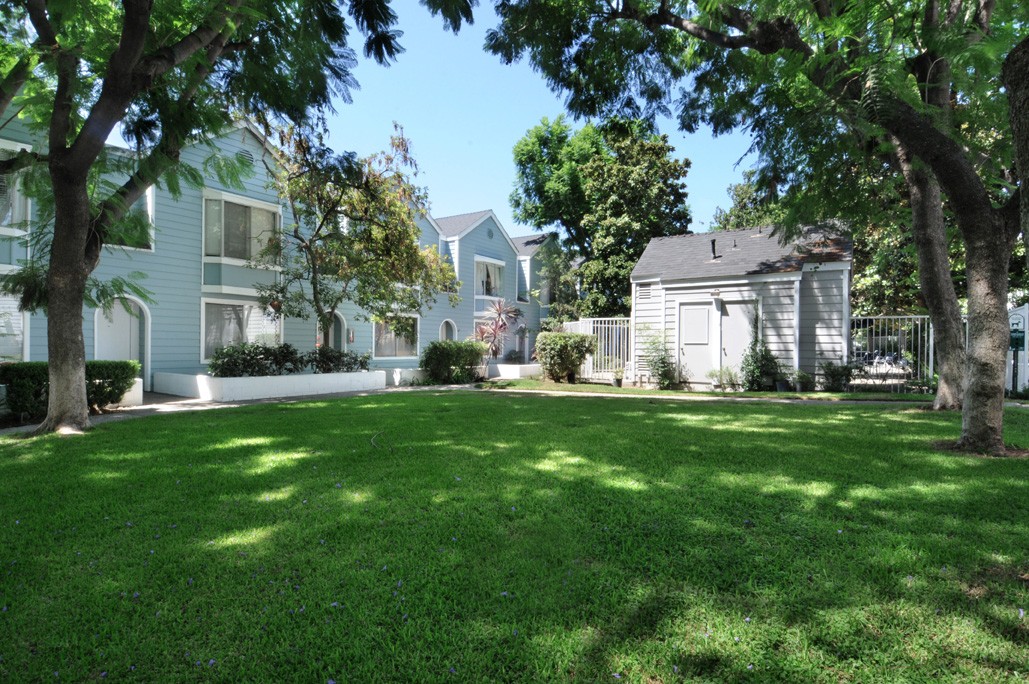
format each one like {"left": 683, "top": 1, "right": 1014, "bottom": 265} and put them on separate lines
{"left": 711, "top": 238, "right": 717, "bottom": 259}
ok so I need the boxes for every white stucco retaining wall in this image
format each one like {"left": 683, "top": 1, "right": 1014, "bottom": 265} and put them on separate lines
{"left": 488, "top": 363, "right": 542, "bottom": 379}
{"left": 111, "top": 378, "right": 144, "bottom": 407}
{"left": 384, "top": 368, "right": 428, "bottom": 387}
{"left": 153, "top": 371, "right": 386, "bottom": 401}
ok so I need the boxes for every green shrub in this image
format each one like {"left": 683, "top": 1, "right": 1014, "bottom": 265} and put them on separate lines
{"left": 740, "top": 338, "right": 780, "bottom": 391}
{"left": 208, "top": 343, "right": 273, "bottom": 377}
{"left": 0, "top": 360, "right": 140, "bottom": 419}
{"left": 0, "top": 362, "right": 48, "bottom": 418}
{"left": 820, "top": 360, "right": 856, "bottom": 392}
{"left": 534, "top": 332, "right": 595, "bottom": 383}
{"left": 306, "top": 347, "right": 371, "bottom": 374}
{"left": 794, "top": 369, "right": 816, "bottom": 392}
{"left": 642, "top": 334, "right": 679, "bottom": 389}
{"left": 85, "top": 361, "right": 141, "bottom": 413}
{"left": 706, "top": 367, "right": 742, "bottom": 391}
{"left": 421, "top": 341, "right": 487, "bottom": 384}
{"left": 266, "top": 343, "right": 307, "bottom": 375}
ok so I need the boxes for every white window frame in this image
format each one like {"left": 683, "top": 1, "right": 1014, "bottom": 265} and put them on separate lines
{"left": 201, "top": 189, "right": 281, "bottom": 268}
{"left": 0, "top": 295, "right": 29, "bottom": 362}
{"left": 107, "top": 185, "right": 156, "bottom": 253}
{"left": 0, "top": 139, "right": 31, "bottom": 238}
{"left": 474, "top": 255, "right": 505, "bottom": 311}
{"left": 199, "top": 297, "right": 283, "bottom": 363}
{"left": 372, "top": 315, "right": 420, "bottom": 360}
{"left": 516, "top": 256, "right": 531, "bottom": 303}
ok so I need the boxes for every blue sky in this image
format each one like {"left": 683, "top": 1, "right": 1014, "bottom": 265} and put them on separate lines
{"left": 323, "top": 7, "right": 756, "bottom": 238}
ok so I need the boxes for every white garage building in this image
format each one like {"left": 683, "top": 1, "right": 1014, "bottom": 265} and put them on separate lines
{"left": 630, "top": 227, "right": 853, "bottom": 387}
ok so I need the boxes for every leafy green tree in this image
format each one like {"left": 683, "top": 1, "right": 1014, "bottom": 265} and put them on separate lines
{"left": 712, "top": 170, "right": 784, "bottom": 231}
{"left": 0, "top": 0, "right": 474, "bottom": 433}
{"left": 486, "top": 0, "right": 1022, "bottom": 453}
{"left": 254, "top": 125, "right": 457, "bottom": 351}
{"left": 511, "top": 117, "right": 691, "bottom": 317}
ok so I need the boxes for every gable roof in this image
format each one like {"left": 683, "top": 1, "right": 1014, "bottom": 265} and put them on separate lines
{"left": 631, "top": 226, "right": 852, "bottom": 282}
{"left": 434, "top": 210, "right": 494, "bottom": 238}
{"left": 511, "top": 233, "right": 551, "bottom": 257}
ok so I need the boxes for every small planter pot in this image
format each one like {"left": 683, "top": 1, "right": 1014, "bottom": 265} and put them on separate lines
{"left": 612, "top": 378, "right": 623, "bottom": 388}
{"left": 775, "top": 379, "right": 791, "bottom": 392}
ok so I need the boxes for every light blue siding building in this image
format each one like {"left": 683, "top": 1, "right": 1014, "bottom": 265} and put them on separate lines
{"left": 0, "top": 122, "right": 549, "bottom": 391}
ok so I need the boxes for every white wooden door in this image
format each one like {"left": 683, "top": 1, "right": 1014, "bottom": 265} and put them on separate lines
{"left": 721, "top": 301, "right": 756, "bottom": 371}
{"left": 679, "top": 304, "right": 715, "bottom": 383}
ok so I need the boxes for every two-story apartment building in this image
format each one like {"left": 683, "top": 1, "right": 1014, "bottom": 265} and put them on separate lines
{"left": 0, "top": 121, "right": 549, "bottom": 391}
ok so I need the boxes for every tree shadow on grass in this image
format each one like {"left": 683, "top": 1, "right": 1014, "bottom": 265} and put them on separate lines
{"left": 0, "top": 392, "right": 1026, "bottom": 681}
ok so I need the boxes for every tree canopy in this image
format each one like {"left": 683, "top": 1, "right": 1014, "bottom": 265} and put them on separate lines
{"left": 511, "top": 116, "right": 691, "bottom": 317}
{"left": 0, "top": 0, "right": 475, "bottom": 433}
{"left": 487, "top": 0, "right": 1025, "bottom": 453}
{"left": 255, "top": 125, "right": 457, "bottom": 347}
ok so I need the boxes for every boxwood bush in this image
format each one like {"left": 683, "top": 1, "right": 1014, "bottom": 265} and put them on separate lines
{"left": 306, "top": 347, "right": 371, "bottom": 374}
{"left": 0, "top": 360, "right": 140, "bottom": 419}
{"left": 421, "top": 340, "right": 487, "bottom": 384}
{"left": 534, "top": 332, "right": 595, "bottom": 383}
{"left": 208, "top": 342, "right": 372, "bottom": 377}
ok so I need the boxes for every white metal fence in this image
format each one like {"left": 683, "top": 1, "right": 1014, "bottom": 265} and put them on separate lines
{"left": 849, "top": 315, "right": 937, "bottom": 391}
{"left": 562, "top": 318, "right": 632, "bottom": 381}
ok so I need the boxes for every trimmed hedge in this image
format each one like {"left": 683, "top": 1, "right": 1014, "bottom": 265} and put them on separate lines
{"left": 534, "top": 332, "right": 595, "bottom": 383}
{"left": 208, "top": 342, "right": 371, "bottom": 378}
{"left": 0, "top": 360, "right": 141, "bottom": 419}
{"left": 421, "top": 340, "right": 487, "bottom": 384}
{"left": 307, "top": 347, "right": 371, "bottom": 374}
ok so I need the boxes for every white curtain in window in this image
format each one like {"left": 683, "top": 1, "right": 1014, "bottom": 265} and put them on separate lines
{"left": 204, "top": 302, "right": 279, "bottom": 358}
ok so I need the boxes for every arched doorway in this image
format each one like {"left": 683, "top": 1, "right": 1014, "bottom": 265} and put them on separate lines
{"left": 439, "top": 319, "right": 457, "bottom": 341}
{"left": 95, "top": 297, "right": 149, "bottom": 389}
{"left": 319, "top": 314, "right": 347, "bottom": 351}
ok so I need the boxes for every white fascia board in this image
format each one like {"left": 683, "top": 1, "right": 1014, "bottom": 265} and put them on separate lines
{"left": 423, "top": 213, "right": 445, "bottom": 238}
{"left": 202, "top": 188, "right": 281, "bottom": 214}
{"left": 653, "top": 272, "right": 804, "bottom": 288}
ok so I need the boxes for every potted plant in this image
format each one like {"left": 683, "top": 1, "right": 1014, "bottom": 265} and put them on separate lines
{"left": 794, "top": 369, "right": 815, "bottom": 392}
{"left": 612, "top": 367, "right": 623, "bottom": 388}
{"left": 774, "top": 362, "right": 793, "bottom": 392}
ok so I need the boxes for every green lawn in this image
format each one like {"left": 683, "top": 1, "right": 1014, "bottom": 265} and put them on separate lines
{"left": 484, "top": 378, "right": 934, "bottom": 403}
{"left": 1, "top": 392, "right": 1026, "bottom": 682}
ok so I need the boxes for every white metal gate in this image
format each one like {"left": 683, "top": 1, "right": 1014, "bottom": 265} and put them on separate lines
{"left": 849, "top": 315, "right": 936, "bottom": 391}
{"left": 562, "top": 318, "right": 631, "bottom": 381}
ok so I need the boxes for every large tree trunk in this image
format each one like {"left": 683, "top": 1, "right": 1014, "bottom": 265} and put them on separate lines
{"left": 1006, "top": 37, "right": 1029, "bottom": 300}
{"left": 894, "top": 141, "right": 965, "bottom": 410}
{"left": 958, "top": 219, "right": 1016, "bottom": 453}
{"left": 34, "top": 173, "right": 93, "bottom": 434}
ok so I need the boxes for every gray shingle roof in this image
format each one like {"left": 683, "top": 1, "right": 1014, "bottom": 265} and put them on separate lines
{"left": 631, "top": 226, "right": 852, "bottom": 282}
{"left": 433, "top": 210, "right": 493, "bottom": 237}
{"left": 511, "top": 233, "right": 550, "bottom": 257}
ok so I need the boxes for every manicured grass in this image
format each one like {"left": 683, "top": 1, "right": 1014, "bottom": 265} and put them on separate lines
{"left": 1, "top": 392, "right": 1026, "bottom": 682}
{"left": 485, "top": 378, "right": 933, "bottom": 402}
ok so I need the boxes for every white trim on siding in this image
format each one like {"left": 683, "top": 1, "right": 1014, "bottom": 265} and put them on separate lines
{"left": 202, "top": 285, "right": 268, "bottom": 297}
{"left": 793, "top": 279, "right": 802, "bottom": 370}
